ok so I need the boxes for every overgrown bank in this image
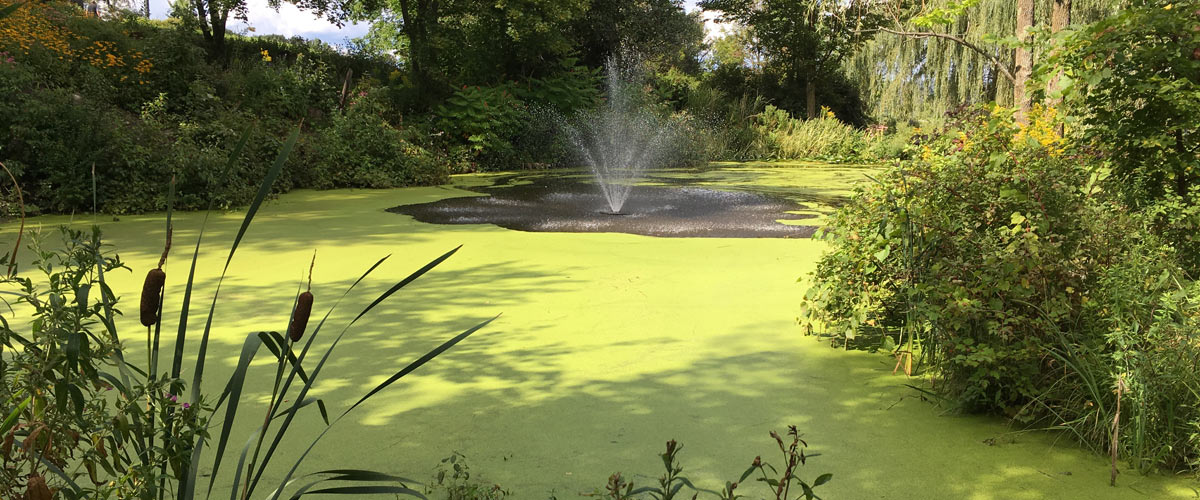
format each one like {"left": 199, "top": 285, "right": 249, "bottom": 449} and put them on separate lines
{"left": 801, "top": 0, "right": 1200, "bottom": 478}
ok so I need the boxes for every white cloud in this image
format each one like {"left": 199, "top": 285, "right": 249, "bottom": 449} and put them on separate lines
{"left": 150, "top": 0, "right": 368, "bottom": 45}
{"left": 682, "top": 0, "right": 737, "bottom": 42}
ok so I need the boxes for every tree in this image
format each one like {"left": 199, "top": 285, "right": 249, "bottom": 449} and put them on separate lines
{"left": 569, "top": 0, "right": 707, "bottom": 74}
{"left": 170, "top": 0, "right": 247, "bottom": 58}
{"left": 701, "top": 0, "right": 879, "bottom": 119}
{"left": 849, "top": 0, "right": 1115, "bottom": 126}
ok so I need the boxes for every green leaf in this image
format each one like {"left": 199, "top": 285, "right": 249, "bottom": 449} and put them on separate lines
{"left": 0, "top": 395, "right": 29, "bottom": 435}
{"left": 813, "top": 473, "right": 833, "bottom": 487}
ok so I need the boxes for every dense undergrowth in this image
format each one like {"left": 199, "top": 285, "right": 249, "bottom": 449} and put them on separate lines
{"left": 801, "top": 0, "right": 1200, "bottom": 478}
{"left": 0, "top": 0, "right": 898, "bottom": 216}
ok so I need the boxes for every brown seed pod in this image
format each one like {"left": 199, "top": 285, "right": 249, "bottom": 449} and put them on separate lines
{"left": 288, "top": 291, "right": 313, "bottom": 342}
{"left": 25, "top": 473, "right": 52, "bottom": 500}
{"left": 140, "top": 268, "right": 166, "bottom": 327}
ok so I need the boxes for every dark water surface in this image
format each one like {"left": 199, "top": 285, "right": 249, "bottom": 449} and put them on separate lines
{"left": 388, "top": 175, "right": 818, "bottom": 238}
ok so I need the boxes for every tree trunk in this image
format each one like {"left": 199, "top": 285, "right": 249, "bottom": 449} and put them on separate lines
{"left": 1049, "top": 0, "right": 1071, "bottom": 133}
{"left": 1051, "top": 0, "right": 1071, "bottom": 31}
{"left": 1013, "top": 0, "right": 1035, "bottom": 124}
{"left": 209, "top": 8, "right": 227, "bottom": 62}
{"left": 806, "top": 80, "right": 816, "bottom": 119}
{"left": 193, "top": 0, "right": 212, "bottom": 42}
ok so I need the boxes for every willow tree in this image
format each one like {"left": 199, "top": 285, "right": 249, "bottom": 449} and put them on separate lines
{"left": 701, "top": 0, "right": 881, "bottom": 118}
{"left": 847, "top": 0, "right": 1118, "bottom": 126}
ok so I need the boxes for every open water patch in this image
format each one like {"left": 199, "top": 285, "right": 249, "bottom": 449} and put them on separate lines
{"left": 388, "top": 176, "right": 818, "bottom": 238}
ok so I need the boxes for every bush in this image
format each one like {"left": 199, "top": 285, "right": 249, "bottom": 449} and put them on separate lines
{"left": 755, "top": 105, "right": 868, "bottom": 163}
{"left": 800, "top": 104, "right": 1200, "bottom": 475}
{"left": 303, "top": 87, "right": 447, "bottom": 188}
{"left": 1037, "top": 0, "right": 1200, "bottom": 270}
{"left": 799, "top": 105, "right": 1110, "bottom": 410}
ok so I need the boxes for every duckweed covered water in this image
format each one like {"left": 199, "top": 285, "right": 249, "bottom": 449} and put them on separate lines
{"left": 3, "top": 163, "right": 1194, "bottom": 499}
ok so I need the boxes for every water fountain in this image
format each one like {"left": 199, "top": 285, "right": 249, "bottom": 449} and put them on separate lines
{"left": 388, "top": 55, "right": 821, "bottom": 238}
{"left": 559, "top": 55, "right": 675, "bottom": 215}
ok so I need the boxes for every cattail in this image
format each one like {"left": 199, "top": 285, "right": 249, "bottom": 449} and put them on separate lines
{"left": 25, "top": 473, "right": 52, "bottom": 500}
{"left": 140, "top": 268, "right": 165, "bottom": 327}
{"left": 141, "top": 219, "right": 172, "bottom": 327}
{"left": 288, "top": 250, "right": 317, "bottom": 343}
{"left": 289, "top": 291, "right": 313, "bottom": 342}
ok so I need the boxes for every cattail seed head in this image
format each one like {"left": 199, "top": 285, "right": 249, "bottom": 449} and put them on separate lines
{"left": 139, "top": 268, "right": 166, "bottom": 327}
{"left": 289, "top": 291, "right": 313, "bottom": 342}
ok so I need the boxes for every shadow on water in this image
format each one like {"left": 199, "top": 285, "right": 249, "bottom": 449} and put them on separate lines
{"left": 2, "top": 170, "right": 1193, "bottom": 500}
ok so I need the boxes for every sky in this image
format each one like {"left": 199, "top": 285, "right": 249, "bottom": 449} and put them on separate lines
{"left": 148, "top": 0, "right": 728, "bottom": 47}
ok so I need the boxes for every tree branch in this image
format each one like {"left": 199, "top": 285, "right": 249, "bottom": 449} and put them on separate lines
{"left": 868, "top": 26, "right": 1015, "bottom": 82}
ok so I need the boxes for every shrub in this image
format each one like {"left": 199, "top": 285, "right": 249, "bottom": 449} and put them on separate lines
{"left": 303, "top": 87, "right": 447, "bottom": 188}
{"left": 755, "top": 105, "right": 868, "bottom": 163}
{"left": 1037, "top": 0, "right": 1200, "bottom": 270}
{"left": 800, "top": 103, "right": 1200, "bottom": 475}
{"left": 800, "top": 105, "right": 1119, "bottom": 411}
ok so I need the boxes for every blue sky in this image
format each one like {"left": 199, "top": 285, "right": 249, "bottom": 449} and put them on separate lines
{"left": 149, "top": 0, "right": 720, "bottom": 47}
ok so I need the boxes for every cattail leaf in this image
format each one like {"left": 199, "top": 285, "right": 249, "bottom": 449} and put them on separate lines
{"left": 310, "top": 469, "right": 420, "bottom": 484}
{"left": 267, "top": 314, "right": 497, "bottom": 500}
{"left": 256, "top": 331, "right": 314, "bottom": 387}
{"left": 269, "top": 397, "right": 330, "bottom": 426}
{"left": 204, "top": 332, "right": 264, "bottom": 500}
{"left": 349, "top": 246, "right": 461, "bottom": 326}
{"left": 229, "top": 430, "right": 261, "bottom": 500}
{"left": 182, "top": 126, "right": 279, "bottom": 500}
{"left": 0, "top": 396, "right": 29, "bottom": 435}
{"left": 292, "top": 486, "right": 426, "bottom": 498}
{"left": 172, "top": 213, "right": 209, "bottom": 384}
{"left": 97, "top": 372, "right": 130, "bottom": 397}
{"left": 247, "top": 256, "right": 394, "bottom": 495}
{"left": 342, "top": 314, "right": 498, "bottom": 416}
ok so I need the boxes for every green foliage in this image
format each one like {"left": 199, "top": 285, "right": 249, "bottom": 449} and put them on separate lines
{"left": 755, "top": 105, "right": 869, "bottom": 162}
{"left": 801, "top": 106, "right": 1117, "bottom": 410}
{"left": 435, "top": 84, "right": 529, "bottom": 171}
{"left": 304, "top": 87, "right": 446, "bottom": 187}
{"left": 0, "top": 139, "right": 494, "bottom": 499}
{"left": 0, "top": 226, "right": 212, "bottom": 500}
{"left": 1035, "top": 0, "right": 1200, "bottom": 269}
{"left": 602, "top": 428, "right": 831, "bottom": 500}
{"left": 425, "top": 452, "right": 510, "bottom": 500}
{"left": 801, "top": 103, "right": 1200, "bottom": 474}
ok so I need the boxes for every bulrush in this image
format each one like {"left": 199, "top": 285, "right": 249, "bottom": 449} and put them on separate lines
{"left": 139, "top": 268, "right": 166, "bottom": 326}
{"left": 289, "top": 250, "right": 317, "bottom": 342}
{"left": 140, "top": 225, "right": 172, "bottom": 327}
{"left": 289, "top": 291, "right": 313, "bottom": 342}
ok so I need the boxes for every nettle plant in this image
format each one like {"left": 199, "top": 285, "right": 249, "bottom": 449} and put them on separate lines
{"left": 0, "top": 126, "right": 494, "bottom": 499}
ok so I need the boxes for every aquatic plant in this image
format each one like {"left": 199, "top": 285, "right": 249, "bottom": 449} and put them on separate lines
{"left": 0, "top": 125, "right": 495, "bottom": 499}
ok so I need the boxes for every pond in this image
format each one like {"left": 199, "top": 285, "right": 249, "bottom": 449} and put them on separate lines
{"left": 6, "top": 162, "right": 1192, "bottom": 499}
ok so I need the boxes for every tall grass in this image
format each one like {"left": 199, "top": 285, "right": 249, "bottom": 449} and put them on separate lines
{"left": 755, "top": 105, "right": 868, "bottom": 162}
